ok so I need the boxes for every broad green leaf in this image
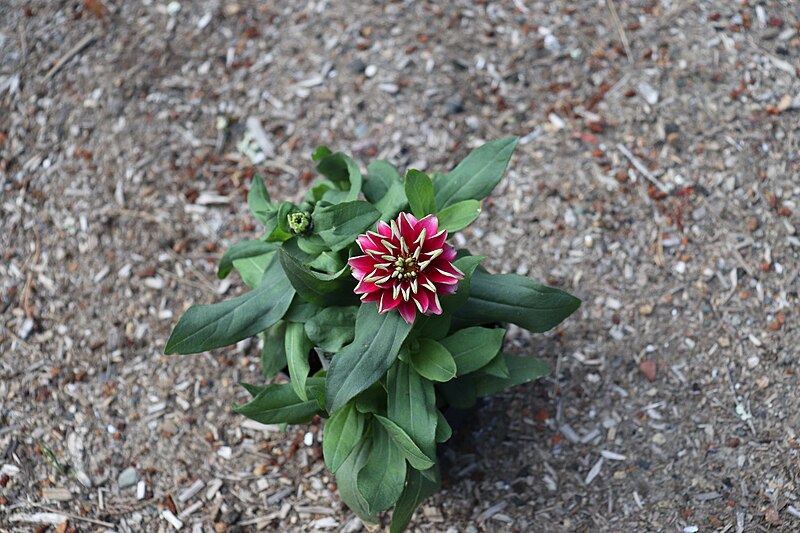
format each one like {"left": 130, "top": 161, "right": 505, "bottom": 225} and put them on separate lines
{"left": 323, "top": 402, "right": 364, "bottom": 473}
{"left": 262, "top": 208, "right": 293, "bottom": 242}
{"left": 390, "top": 466, "right": 440, "bottom": 533}
{"left": 480, "top": 353, "right": 510, "bottom": 378}
{"left": 304, "top": 181, "right": 333, "bottom": 204}
{"left": 311, "top": 145, "right": 333, "bottom": 161}
{"left": 312, "top": 201, "right": 381, "bottom": 252}
{"left": 276, "top": 201, "right": 296, "bottom": 236}
{"left": 308, "top": 251, "right": 345, "bottom": 274}
{"left": 165, "top": 255, "right": 295, "bottom": 354}
{"left": 232, "top": 252, "right": 274, "bottom": 289}
{"left": 247, "top": 174, "right": 272, "bottom": 224}
{"left": 475, "top": 354, "right": 550, "bottom": 397}
{"left": 357, "top": 422, "right": 407, "bottom": 513}
{"left": 405, "top": 169, "right": 436, "bottom": 218}
{"left": 387, "top": 361, "right": 437, "bottom": 461}
{"left": 439, "top": 327, "right": 505, "bottom": 375}
{"left": 409, "top": 338, "right": 457, "bottom": 382}
{"left": 217, "top": 240, "right": 276, "bottom": 279}
{"left": 412, "top": 312, "right": 451, "bottom": 341}
{"left": 365, "top": 161, "right": 407, "bottom": 220}
{"left": 283, "top": 298, "right": 320, "bottom": 323}
{"left": 326, "top": 306, "right": 413, "bottom": 413}
{"left": 305, "top": 306, "right": 358, "bottom": 352}
{"left": 260, "top": 321, "right": 287, "bottom": 379}
{"left": 441, "top": 255, "right": 485, "bottom": 312}
{"left": 436, "top": 375, "right": 477, "bottom": 409}
{"left": 316, "top": 153, "right": 362, "bottom": 202}
{"left": 355, "top": 383, "right": 387, "bottom": 414}
{"left": 239, "top": 382, "right": 265, "bottom": 398}
{"left": 364, "top": 160, "right": 401, "bottom": 202}
{"left": 434, "top": 136, "right": 519, "bottom": 209}
{"left": 374, "top": 415, "right": 435, "bottom": 470}
{"left": 233, "top": 382, "right": 320, "bottom": 424}
{"left": 278, "top": 248, "right": 358, "bottom": 307}
{"left": 453, "top": 269, "right": 581, "bottom": 333}
{"left": 436, "top": 199, "right": 481, "bottom": 233}
{"left": 435, "top": 410, "right": 452, "bottom": 443}
{"left": 336, "top": 441, "right": 377, "bottom": 524}
{"left": 285, "top": 322, "right": 312, "bottom": 401}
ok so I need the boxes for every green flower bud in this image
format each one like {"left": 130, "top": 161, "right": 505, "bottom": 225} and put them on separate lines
{"left": 287, "top": 212, "right": 312, "bottom": 235}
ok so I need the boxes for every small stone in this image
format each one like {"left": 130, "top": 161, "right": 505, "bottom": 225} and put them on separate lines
{"left": 18, "top": 318, "right": 34, "bottom": 339}
{"left": 364, "top": 64, "right": 377, "bottom": 78}
{"left": 638, "top": 82, "right": 659, "bottom": 105}
{"left": 746, "top": 216, "right": 760, "bottom": 232}
{"left": 639, "top": 304, "right": 654, "bottom": 316}
{"left": 640, "top": 360, "right": 657, "bottom": 382}
{"left": 217, "top": 446, "right": 232, "bottom": 460}
{"left": 118, "top": 467, "right": 140, "bottom": 489}
{"left": 652, "top": 432, "right": 666, "bottom": 445}
{"left": 444, "top": 97, "right": 464, "bottom": 115}
{"left": 544, "top": 34, "right": 560, "bottom": 52}
{"left": 674, "top": 261, "right": 687, "bottom": 274}
{"left": 378, "top": 83, "right": 399, "bottom": 94}
{"left": 747, "top": 355, "right": 760, "bottom": 369}
{"left": 349, "top": 59, "right": 366, "bottom": 74}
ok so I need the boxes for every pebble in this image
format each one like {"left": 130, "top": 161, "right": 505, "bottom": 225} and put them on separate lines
{"left": 544, "top": 34, "right": 561, "bottom": 52}
{"left": 444, "top": 97, "right": 464, "bottom": 115}
{"left": 18, "top": 318, "right": 34, "bottom": 339}
{"left": 378, "top": 83, "right": 399, "bottom": 94}
{"left": 674, "top": 261, "right": 686, "bottom": 274}
{"left": 747, "top": 355, "right": 760, "bottom": 369}
{"left": 637, "top": 82, "right": 659, "bottom": 105}
{"left": 217, "top": 446, "right": 232, "bottom": 459}
{"left": 652, "top": 433, "right": 666, "bottom": 445}
{"left": 640, "top": 360, "right": 657, "bottom": 382}
{"left": 118, "top": 467, "right": 140, "bottom": 489}
{"left": 364, "top": 64, "right": 377, "bottom": 78}
{"left": 349, "top": 59, "right": 366, "bottom": 74}
{"left": 76, "top": 471, "right": 92, "bottom": 488}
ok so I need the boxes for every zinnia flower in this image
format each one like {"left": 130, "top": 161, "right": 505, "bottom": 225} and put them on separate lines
{"left": 348, "top": 212, "right": 464, "bottom": 324}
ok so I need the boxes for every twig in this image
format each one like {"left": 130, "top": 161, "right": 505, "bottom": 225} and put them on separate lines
{"left": 20, "top": 228, "right": 40, "bottom": 319}
{"left": 27, "top": 504, "right": 116, "bottom": 528}
{"left": 43, "top": 33, "right": 97, "bottom": 81}
{"left": 605, "top": 0, "right": 633, "bottom": 64}
{"left": 616, "top": 144, "right": 670, "bottom": 195}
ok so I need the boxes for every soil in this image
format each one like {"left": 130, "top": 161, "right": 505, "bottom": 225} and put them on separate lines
{"left": 1, "top": 1, "right": 799, "bottom": 532}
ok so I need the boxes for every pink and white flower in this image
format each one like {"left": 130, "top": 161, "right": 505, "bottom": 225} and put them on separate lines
{"left": 348, "top": 213, "right": 464, "bottom": 324}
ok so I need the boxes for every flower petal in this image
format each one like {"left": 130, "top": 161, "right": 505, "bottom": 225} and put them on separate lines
{"left": 416, "top": 214, "right": 439, "bottom": 239}
{"left": 397, "top": 299, "right": 417, "bottom": 324}
{"left": 379, "top": 291, "right": 403, "bottom": 313}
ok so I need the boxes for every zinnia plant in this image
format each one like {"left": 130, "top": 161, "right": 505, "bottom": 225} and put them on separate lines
{"left": 165, "top": 138, "right": 580, "bottom": 531}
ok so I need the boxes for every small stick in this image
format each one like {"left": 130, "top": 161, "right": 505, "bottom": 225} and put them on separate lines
{"left": 616, "top": 144, "right": 670, "bottom": 195}
{"left": 29, "top": 505, "right": 116, "bottom": 528}
{"left": 43, "top": 33, "right": 96, "bottom": 81}
{"left": 606, "top": 0, "right": 633, "bottom": 64}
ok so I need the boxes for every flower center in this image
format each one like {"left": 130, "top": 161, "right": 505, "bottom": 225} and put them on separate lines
{"left": 392, "top": 255, "right": 419, "bottom": 280}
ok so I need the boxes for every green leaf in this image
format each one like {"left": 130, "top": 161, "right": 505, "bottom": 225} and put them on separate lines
{"left": 239, "top": 382, "right": 265, "bottom": 398}
{"left": 283, "top": 298, "right": 320, "bottom": 323}
{"left": 278, "top": 248, "right": 358, "bottom": 307}
{"left": 305, "top": 306, "right": 358, "bottom": 352}
{"left": 308, "top": 251, "right": 345, "bottom": 274}
{"left": 453, "top": 270, "right": 581, "bottom": 333}
{"left": 355, "top": 383, "right": 387, "bottom": 414}
{"left": 322, "top": 402, "right": 365, "bottom": 473}
{"left": 336, "top": 441, "right": 378, "bottom": 524}
{"left": 217, "top": 240, "right": 276, "bottom": 279}
{"left": 232, "top": 252, "right": 274, "bottom": 289}
{"left": 260, "top": 321, "right": 287, "bottom": 379}
{"left": 435, "top": 410, "right": 452, "bottom": 443}
{"left": 412, "top": 313, "right": 451, "bottom": 341}
{"left": 357, "top": 422, "right": 407, "bottom": 513}
{"left": 475, "top": 354, "right": 550, "bottom": 396}
{"left": 285, "top": 322, "right": 312, "bottom": 401}
{"left": 364, "top": 160, "right": 401, "bottom": 202}
{"left": 311, "top": 145, "right": 333, "bottom": 161}
{"left": 326, "top": 306, "right": 413, "bottom": 413}
{"left": 312, "top": 201, "right": 381, "bottom": 252}
{"left": 316, "top": 153, "right": 363, "bottom": 202}
{"left": 248, "top": 174, "right": 272, "bottom": 224}
{"left": 387, "top": 361, "right": 437, "bottom": 461}
{"left": 436, "top": 199, "right": 481, "bottom": 233}
{"left": 409, "top": 338, "right": 457, "bottom": 382}
{"left": 374, "top": 415, "right": 435, "bottom": 470}
{"left": 405, "top": 169, "right": 436, "bottom": 218}
{"left": 439, "top": 327, "right": 505, "bottom": 375}
{"left": 440, "top": 255, "right": 485, "bottom": 312}
{"left": 261, "top": 208, "right": 293, "bottom": 242}
{"left": 480, "top": 353, "right": 510, "bottom": 378}
{"left": 434, "top": 136, "right": 518, "bottom": 209}
{"left": 165, "top": 255, "right": 295, "bottom": 354}
{"left": 233, "top": 382, "right": 320, "bottom": 424}
{"left": 436, "top": 375, "right": 477, "bottom": 409}
{"left": 390, "top": 467, "right": 440, "bottom": 533}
